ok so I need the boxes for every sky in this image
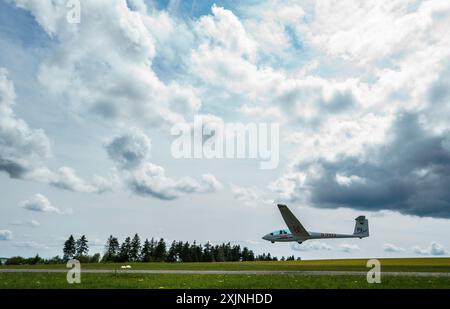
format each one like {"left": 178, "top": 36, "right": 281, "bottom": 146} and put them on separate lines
{"left": 1, "top": 0, "right": 450, "bottom": 260}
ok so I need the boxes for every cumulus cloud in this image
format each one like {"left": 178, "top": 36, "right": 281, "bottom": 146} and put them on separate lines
{"left": 252, "top": 1, "right": 450, "bottom": 220}
{"left": 189, "top": 4, "right": 362, "bottom": 130}
{"left": 0, "top": 68, "right": 112, "bottom": 195}
{"left": 201, "top": 174, "right": 223, "bottom": 192}
{"left": 0, "top": 68, "right": 50, "bottom": 179}
{"left": 28, "top": 219, "right": 40, "bottom": 227}
{"left": 19, "top": 194, "right": 62, "bottom": 214}
{"left": 4, "top": 0, "right": 450, "bottom": 223}
{"left": 195, "top": 4, "right": 257, "bottom": 60}
{"left": 272, "top": 113, "right": 450, "bottom": 218}
{"left": 340, "top": 243, "right": 360, "bottom": 253}
{"left": 26, "top": 167, "right": 113, "bottom": 194}
{"left": 106, "top": 128, "right": 151, "bottom": 169}
{"left": 244, "top": 2, "right": 306, "bottom": 56}
{"left": 106, "top": 129, "right": 222, "bottom": 200}
{"left": 413, "top": 242, "right": 448, "bottom": 256}
{"left": 291, "top": 241, "right": 332, "bottom": 252}
{"left": 11, "top": 0, "right": 200, "bottom": 129}
{"left": 382, "top": 243, "right": 405, "bottom": 253}
{"left": 48, "top": 167, "right": 112, "bottom": 194}
{"left": 302, "top": 0, "right": 450, "bottom": 66}
{"left": 0, "top": 230, "right": 13, "bottom": 240}
{"left": 129, "top": 162, "right": 221, "bottom": 200}
{"left": 230, "top": 183, "right": 272, "bottom": 207}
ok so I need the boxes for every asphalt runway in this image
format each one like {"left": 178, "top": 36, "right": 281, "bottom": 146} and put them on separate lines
{"left": 1, "top": 269, "right": 449, "bottom": 277}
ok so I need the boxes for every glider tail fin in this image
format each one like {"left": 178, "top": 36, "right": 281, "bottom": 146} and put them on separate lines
{"left": 353, "top": 216, "right": 369, "bottom": 238}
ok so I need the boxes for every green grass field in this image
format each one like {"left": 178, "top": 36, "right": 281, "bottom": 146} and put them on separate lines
{"left": 2, "top": 258, "right": 450, "bottom": 272}
{"left": 1, "top": 273, "right": 450, "bottom": 289}
{"left": 1, "top": 258, "right": 449, "bottom": 289}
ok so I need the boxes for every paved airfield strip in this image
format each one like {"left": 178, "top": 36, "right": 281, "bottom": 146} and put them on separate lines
{"left": 1, "top": 269, "right": 449, "bottom": 277}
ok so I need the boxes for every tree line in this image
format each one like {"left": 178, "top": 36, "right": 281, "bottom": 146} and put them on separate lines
{"left": 4, "top": 234, "right": 301, "bottom": 265}
{"left": 98, "top": 234, "right": 279, "bottom": 263}
{"left": 63, "top": 233, "right": 284, "bottom": 263}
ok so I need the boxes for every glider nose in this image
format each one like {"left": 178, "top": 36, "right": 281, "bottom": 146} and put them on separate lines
{"left": 262, "top": 234, "right": 270, "bottom": 241}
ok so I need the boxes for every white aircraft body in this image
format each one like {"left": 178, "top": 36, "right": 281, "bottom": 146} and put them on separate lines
{"left": 262, "top": 204, "right": 369, "bottom": 244}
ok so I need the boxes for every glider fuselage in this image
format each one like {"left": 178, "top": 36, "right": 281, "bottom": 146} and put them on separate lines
{"left": 262, "top": 204, "right": 369, "bottom": 244}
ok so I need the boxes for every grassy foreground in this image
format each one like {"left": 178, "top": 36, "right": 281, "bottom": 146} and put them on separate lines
{"left": 2, "top": 258, "right": 449, "bottom": 289}
{"left": 1, "top": 273, "right": 450, "bottom": 289}
{"left": 2, "top": 258, "right": 450, "bottom": 272}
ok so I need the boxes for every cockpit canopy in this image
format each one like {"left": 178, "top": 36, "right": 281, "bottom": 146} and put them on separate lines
{"left": 270, "top": 229, "right": 289, "bottom": 236}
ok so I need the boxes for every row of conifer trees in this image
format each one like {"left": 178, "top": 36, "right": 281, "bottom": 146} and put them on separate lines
{"left": 62, "top": 234, "right": 283, "bottom": 263}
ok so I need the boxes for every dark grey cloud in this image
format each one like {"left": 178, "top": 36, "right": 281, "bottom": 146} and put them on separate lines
{"left": 428, "top": 61, "right": 450, "bottom": 104}
{"left": 105, "top": 128, "right": 152, "bottom": 169}
{"left": 0, "top": 158, "right": 28, "bottom": 178}
{"left": 299, "top": 113, "right": 450, "bottom": 218}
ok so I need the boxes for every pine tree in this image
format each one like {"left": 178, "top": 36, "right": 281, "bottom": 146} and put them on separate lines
{"left": 211, "top": 245, "right": 218, "bottom": 262}
{"left": 231, "top": 245, "right": 241, "bottom": 261}
{"left": 149, "top": 238, "right": 157, "bottom": 261}
{"left": 225, "top": 243, "right": 232, "bottom": 261}
{"left": 31, "top": 254, "right": 41, "bottom": 265}
{"left": 103, "top": 235, "right": 120, "bottom": 262}
{"left": 166, "top": 241, "right": 178, "bottom": 262}
{"left": 242, "top": 247, "right": 250, "bottom": 261}
{"left": 63, "top": 235, "right": 76, "bottom": 260}
{"left": 141, "top": 239, "right": 152, "bottom": 262}
{"left": 247, "top": 249, "right": 255, "bottom": 261}
{"left": 180, "top": 241, "right": 191, "bottom": 262}
{"left": 203, "top": 242, "right": 213, "bottom": 262}
{"left": 216, "top": 245, "right": 225, "bottom": 262}
{"left": 175, "top": 241, "right": 184, "bottom": 261}
{"left": 190, "top": 241, "right": 202, "bottom": 262}
{"left": 75, "top": 235, "right": 89, "bottom": 257}
{"left": 130, "top": 233, "right": 141, "bottom": 262}
{"left": 119, "top": 237, "right": 132, "bottom": 262}
{"left": 90, "top": 253, "right": 101, "bottom": 263}
{"left": 154, "top": 238, "right": 167, "bottom": 262}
